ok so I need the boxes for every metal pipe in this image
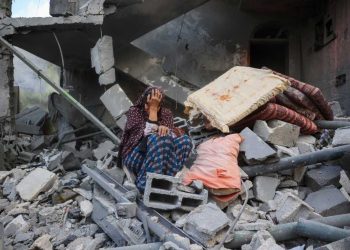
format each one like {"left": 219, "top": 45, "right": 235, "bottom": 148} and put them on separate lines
{"left": 296, "top": 219, "right": 350, "bottom": 242}
{"left": 225, "top": 213, "right": 350, "bottom": 248}
{"left": 241, "top": 145, "right": 350, "bottom": 177}
{"left": 0, "top": 37, "right": 120, "bottom": 144}
{"left": 316, "top": 120, "right": 350, "bottom": 129}
{"left": 107, "top": 242, "right": 162, "bottom": 250}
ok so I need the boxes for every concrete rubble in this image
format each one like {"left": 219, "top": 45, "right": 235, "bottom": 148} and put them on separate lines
{"left": 0, "top": 1, "right": 350, "bottom": 248}
{"left": 1, "top": 115, "right": 350, "bottom": 250}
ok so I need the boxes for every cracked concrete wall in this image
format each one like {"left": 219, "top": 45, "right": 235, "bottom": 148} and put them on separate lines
{"left": 0, "top": 0, "right": 12, "bottom": 120}
{"left": 133, "top": 0, "right": 302, "bottom": 89}
{"left": 14, "top": 47, "right": 60, "bottom": 112}
{"left": 300, "top": 0, "right": 350, "bottom": 115}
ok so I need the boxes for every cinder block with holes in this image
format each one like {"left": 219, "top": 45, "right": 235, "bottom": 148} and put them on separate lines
{"left": 143, "top": 173, "right": 208, "bottom": 211}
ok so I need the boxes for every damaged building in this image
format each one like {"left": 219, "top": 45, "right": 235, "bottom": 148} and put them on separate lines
{"left": 1, "top": 0, "right": 350, "bottom": 249}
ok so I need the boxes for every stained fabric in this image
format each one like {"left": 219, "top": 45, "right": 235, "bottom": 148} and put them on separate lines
{"left": 185, "top": 66, "right": 290, "bottom": 133}
{"left": 123, "top": 134, "right": 192, "bottom": 191}
{"left": 183, "top": 134, "right": 242, "bottom": 191}
{"left": 234, "top": 103, "right": 318, "bottom": 134}
{"left": 118, "top": 87, "right": 174, "bottom": 160}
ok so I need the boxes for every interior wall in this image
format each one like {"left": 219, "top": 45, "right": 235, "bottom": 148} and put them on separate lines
{"left": 300, "top": 0, "right": 350, "bottom": 115}
{"left": 133, "top": 0, "right": 302, "bottom": 88}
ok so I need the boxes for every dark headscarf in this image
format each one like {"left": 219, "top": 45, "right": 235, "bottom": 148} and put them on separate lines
{"left": 118, "top": 87, "right": 174, "bottom": 161}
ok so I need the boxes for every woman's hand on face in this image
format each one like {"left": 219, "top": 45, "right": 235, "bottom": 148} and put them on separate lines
{"left": 147, "top": 89, "right": 162, "bottom": 111}
{"left": 158, "top": 125, "right": 169, "bottom": 136}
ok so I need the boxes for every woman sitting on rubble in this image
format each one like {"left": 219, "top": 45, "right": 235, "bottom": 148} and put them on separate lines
{"left": 118, "top": 87, "right": 193, "bottom": 192}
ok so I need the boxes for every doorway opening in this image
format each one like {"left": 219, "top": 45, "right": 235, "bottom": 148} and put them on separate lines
{"left": 250, "top": 23, "right": 289, "bottom": 74}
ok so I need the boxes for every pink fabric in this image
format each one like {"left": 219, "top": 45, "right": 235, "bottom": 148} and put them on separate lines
{"left": 183, "top": 134, "right": 242, "bottom": 190}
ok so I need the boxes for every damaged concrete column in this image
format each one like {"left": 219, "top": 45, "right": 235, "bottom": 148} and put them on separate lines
{"left": 91, "top": 35, "right": 116, "bottom": 86}
{"left": 0, "top": 0, "right": 15, "bottom": 130}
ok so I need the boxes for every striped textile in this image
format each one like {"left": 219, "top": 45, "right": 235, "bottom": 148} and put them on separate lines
{"left": 123, "top": 134, "right": 192, "bottom": 191}
{"left": 235, "top": 103, "right": 318, "bottom": 134}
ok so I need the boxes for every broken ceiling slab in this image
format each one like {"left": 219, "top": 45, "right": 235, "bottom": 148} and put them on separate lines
{"left": 91, "top": 35, "right": 115, "bottom": 75}
{"left": 100, "top": 84, "right": 133, "bottom": 129}
{"left": 184, "top": 66, "right": 290, "bottom": 133}
{"left": 116, "top": 44, "right": 194, "bottom": 105}
{"left": 0, "top": 15, "right": 104, "bottom": 36}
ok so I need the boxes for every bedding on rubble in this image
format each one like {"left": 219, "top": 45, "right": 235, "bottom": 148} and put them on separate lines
{"left": 234, "top": 103, "right": 318, "bottom": 134}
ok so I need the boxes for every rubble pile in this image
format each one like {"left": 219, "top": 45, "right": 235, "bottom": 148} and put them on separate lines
{"left": 2, "top": 66, "right": 350, "bottom": 250}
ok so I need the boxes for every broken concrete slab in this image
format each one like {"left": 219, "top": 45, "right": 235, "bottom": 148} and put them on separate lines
{"left": 239, "top": 127, "right": 276, "bottom": 162}
{"left": 332, "top": 127, "right": 350, "bottom": 146}
{"left": 30, "top": 234, "right": 52, "bottom": 250}
{"left": 241, "top": 230, "right": 284, "bottom": 250}
{"left": 275, "top": 145, "right": 299, "bottom": 158}
{"left": 236, "top": 219, "right": 274, "bottom": 231}
{"left": 93, "top": 140, "right": 116, "bottom": 160}
{"left": 314, "top": 235, "right": 350, "bottom": 250}
{"left": 340, "top": 170, "right": 350, "bottom": 194}
{"left": 79, "top": 200, "right": 93, "bottom": 217}
{"left": 91, "top": 35, "right": 115, "bottom": 75}
{"left": 253, "top": 176, "right": 280, "bottom": 203}
{"left": 228, "top": 204, "right": 259, "bottom": 223}
{"left": 4, "top": 215, "right": 30, "bottom": 237}
{"left": 274, "top": 192, "right": 319, "bottom": 223}
{"left": 100, "top": 84, "right": 133, "bottom": 129}
{"left": 183, "top": 203, "right": 229, "bottom": 247}
{"left": 253, "top": 120, "right": 300, "bottom": 147}
{"left": 305, "top": 185, "right": 350, "bottom": 216}
{"left": 305, "top": 165, "right": 342, "bottom": 191}
{"left": 50, "top": 0, "right": 78, "bottom": 17}
{"left": 99, "top": 67, "right": 116, "bottom": 85}
{"left": 329, "top": 101, "right": 344, "bottom": 117}
{"left": 16, "top": 168, "right": 57, "bottom": 201}
{"left": 0, "top": 170, "right": 10, "bottom": 183}
{"left": 297, "top": 135, "right": 317, "bottom": 145}
{"left": 297, "top": 141, "right": 315, "bottom": 154}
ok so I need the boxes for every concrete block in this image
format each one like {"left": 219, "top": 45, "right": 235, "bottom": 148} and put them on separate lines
{"left": 297, "top": 135, "right": 317, "bottom": 145}
{"left": 0, "top": 170, "right": 10, "bottom": 183}
{"left": 79, "top": 200, "right": 93, "bottom": 217}
{"left": 253, "top": 120, "right": 300, "bottom": 147}
{"left": 91, "top": 35, "right": 115, "bottom": 75}
{"left": 100, "top": 84, "right": 133, "bottom": 129}
{"left": 4, "top": 215, "right": 30, "bottom": 237}
{"left": 236, "top": 219, "right": 274, "bottom": 231}
{"left": 294, "top": 166, "right": 308, "bottom": 183}
{"left": 229, "top": 204, "right": 259, "bottom": 222}
{"left": 315, "top": 235, "right": 350, "bottom": 250}
{"left": 143, "top": 173, "right": 208, "bottom": 211}
{"left": 339, "top": 170, "right": 350, "bottom": 194}
{"left": 30, "top": 234, "right": 53, "bottom": 250}
{"left": 16, "top": 168, "right": 57, "bottom": 201}
{"left": 297, "top": 142, "right": 315, "bottom": 154}
{"left": 253, "top": 176, "right": 280, "bottom": 202}
{"left": 305, "top": 185, "right": 350, "bottom": 216}
{"left": 305, "top": 165, "right": 342, "bottom": 191}
{"left": 329, "top": 101, "right": 344, "bottom": 117}
{"left": 332, "top": 127, "right": 350, "bottom": 146}
{"left": 183, "top": 203, "right": 229, "bottom": 247}
{"left": 275, "top": 145, "right": 299, "bottom": 158}
{"left": 93, "top": 140, "right": 115, "bottom": 160}
{"left": 275, "top": 192, "right": 318, "bottom": 223}
{"left": 38, "top": 207, "right": 63, "bottom": 224}
{"left": 242, "top": 230, "right": 284, "bottom": 250}
{"left": 239, "top": 127, "right": 276, "bottom": 162}
{"left": 50, "top": 0, "right": 78, "bottom": 16}
{"left": 99, "top": 67, "right": 116, "bottom": 85}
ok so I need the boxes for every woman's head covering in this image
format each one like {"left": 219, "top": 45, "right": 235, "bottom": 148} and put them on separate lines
{"left": 118, "top": 86, "right": 174, "bottom": 160}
